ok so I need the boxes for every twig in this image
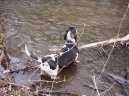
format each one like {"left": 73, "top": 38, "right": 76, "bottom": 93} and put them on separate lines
{"left": 77, "top": 23, "right": 86, "bottom": 43}
{"left": 28, "top": 67, "right": 40, "bottom": 81}
{"left": 29, "top": 77, "right": 66, "bottom": 84}
{"left": 91, "top": 3, "right": 129, "bottom": 96}
{"left": 4, "top": 65, "right": 37, "bottom": 73}
{"left": 49, "top": 78, "right": 56, "bottom": 95}
{"left": 0, "top": 80, "right": 29, "bottom": 89}
{"left": 100, "top": 83, "right": 115, "bottom": 95}
{"left": 37, "top": 91, "right": 79, "bottom": 96}
{"left": 97, "top": 2, "right": 129, "bottom": 83}
{"left": 92, "top": 76, "right": 100, "bottom": 96}
{"left": 117, "top": 3, "right": 129, "bottom": 37}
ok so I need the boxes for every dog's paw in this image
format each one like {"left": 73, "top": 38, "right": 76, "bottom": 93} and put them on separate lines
{"left": 74, "top": 60, "right": 80, "bottom": 64}
{"left": 40, "top": 70, "right": 45, "bottom": 75}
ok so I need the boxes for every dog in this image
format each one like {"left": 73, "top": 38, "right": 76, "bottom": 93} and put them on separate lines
{"left": 25, "top": 27, "right": 79, "bottom": 79}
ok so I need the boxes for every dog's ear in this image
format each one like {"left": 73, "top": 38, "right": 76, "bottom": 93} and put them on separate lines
{"left": 74, "top": 33, "right": 77, "bottom": 42}
{"left": 64, "top": 27, "right": 77, "bottom": 41}
{"left": 68, "top": 27, "right": 77, "bottom": 41}
{"left": 64, "top": 30, "right": 68, "bottom": 41}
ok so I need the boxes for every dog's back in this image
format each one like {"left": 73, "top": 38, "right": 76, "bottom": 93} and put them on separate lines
{"left": 57, "top": 40, "right": 79, "bottom": 68}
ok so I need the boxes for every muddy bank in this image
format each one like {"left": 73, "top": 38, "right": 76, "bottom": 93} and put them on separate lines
{"left": 0, "top": 0, "right": 129, "bottom": 96}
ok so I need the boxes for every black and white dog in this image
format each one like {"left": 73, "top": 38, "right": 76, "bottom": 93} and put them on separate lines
{"left": 25, "top": 27, "right": 79, "bottom": 79}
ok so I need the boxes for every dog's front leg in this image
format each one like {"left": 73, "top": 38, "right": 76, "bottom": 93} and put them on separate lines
{"left": 40, "top": 70, "right": 45, "bottom": 75}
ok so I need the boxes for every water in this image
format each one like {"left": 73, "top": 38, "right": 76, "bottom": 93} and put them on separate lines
{"left": 0, "top": 0, "right": 129, "bottom": 95}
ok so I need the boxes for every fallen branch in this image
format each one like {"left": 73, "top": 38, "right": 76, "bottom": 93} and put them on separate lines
{"left": 0, "top": 80, "right": 29, "bottom": 89}
{"left": 92, "top": 75, "right": 100, "bottom": 96}
{"left": 29, "top": 78, "right": 66, "bottom": 84}
{"left": 37, "top": 91, "right": 79, "bottom": 96}
{"left": 3, "top": 65, "right": 37, "bottom": 73}
{"left": 79, "top": 34, "right": 129, "bottom": 50}
{"left": 29, "top": 74, "right": 66, "bottom": 84}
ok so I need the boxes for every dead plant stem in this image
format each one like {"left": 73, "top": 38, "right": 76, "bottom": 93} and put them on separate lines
{"left": 91, "top": 3, "right": 129, "bottom": 96}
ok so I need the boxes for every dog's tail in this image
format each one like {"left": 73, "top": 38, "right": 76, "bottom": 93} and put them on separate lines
{"left": 25, "top": 44, "right": 42, "bottom": 63}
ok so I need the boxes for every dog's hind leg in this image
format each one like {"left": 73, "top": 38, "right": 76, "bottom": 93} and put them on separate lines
{"left": 74, "top": 53, "right": 80, "bottom": 63}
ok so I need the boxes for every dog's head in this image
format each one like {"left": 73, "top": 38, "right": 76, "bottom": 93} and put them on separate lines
{"left": 64, "top": 27, "right": 77, "bottom": 43}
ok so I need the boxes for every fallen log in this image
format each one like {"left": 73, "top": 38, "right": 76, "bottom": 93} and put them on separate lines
{"left": 79, "top": 34, "right": 129, "bottom": 50}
